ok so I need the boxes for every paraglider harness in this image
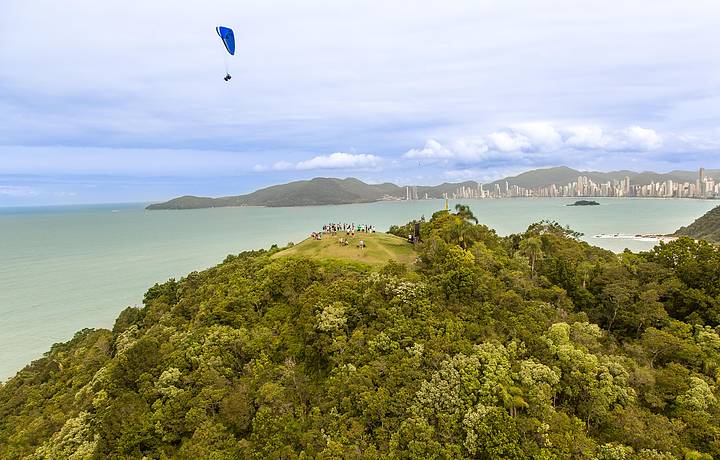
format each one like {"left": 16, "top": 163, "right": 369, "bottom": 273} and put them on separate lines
{"left": 224, "top": 73, "right": 232, "bottom": 82}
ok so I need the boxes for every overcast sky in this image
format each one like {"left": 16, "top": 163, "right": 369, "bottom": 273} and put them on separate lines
{"left": 1, "top": 0, "right": 719, "bottom": 205}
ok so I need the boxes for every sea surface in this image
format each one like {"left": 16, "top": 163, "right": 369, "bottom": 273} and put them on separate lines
{"left": 1, "top": 198, "right": 717, "bottom": 380}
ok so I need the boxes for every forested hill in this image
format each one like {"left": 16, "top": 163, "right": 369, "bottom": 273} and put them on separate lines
{"left": 2, "top": 211, "right": 720, "bottom": 458}
{"left": 147, "top": 178, "right": 400, "bottom": 209}
{"left": 146, "top": 177, "right": 478, "bottom": 209}
{"left": 674, "top": 204, "right": 720, "bottom": 243}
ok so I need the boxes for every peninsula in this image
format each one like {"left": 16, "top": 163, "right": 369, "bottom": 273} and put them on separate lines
{"left": 146, "top": 177, "right": 476, "bottom": 209}
{"left": 674, "top": 204, "right": 720, "bottom": 243}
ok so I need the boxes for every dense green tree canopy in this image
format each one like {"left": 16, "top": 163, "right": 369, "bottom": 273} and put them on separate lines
{"left": 2, "top": 210, "right": 719, "bottom": 458}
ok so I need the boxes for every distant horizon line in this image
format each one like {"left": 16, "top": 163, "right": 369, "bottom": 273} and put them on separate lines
{"left": 4, "top": 197, "right": 720, "bottom": 211}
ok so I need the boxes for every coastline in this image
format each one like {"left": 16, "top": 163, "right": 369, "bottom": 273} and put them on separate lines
{"left": 146, "top": 195, "right": 719, "bottom": 211}
{"left": 594, "top": 233, "right": 678, "bottom": 243}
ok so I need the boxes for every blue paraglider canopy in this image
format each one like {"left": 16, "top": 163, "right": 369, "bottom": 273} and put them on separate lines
{"left": 216, "top": 26, "right": 235, "bottom": 56}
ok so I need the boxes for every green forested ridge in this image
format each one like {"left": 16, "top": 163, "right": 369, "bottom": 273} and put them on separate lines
{"left": 145, "top": 177, "right": 478, "bottom": 210}
{"left": 2, "top": 209, "right": 720, "bottom": 459}
{"left": 674, "top": 205, "right": 720, "bottom": 243}
{"left": 146, "top": 178, "right": 402, "bottom": 209}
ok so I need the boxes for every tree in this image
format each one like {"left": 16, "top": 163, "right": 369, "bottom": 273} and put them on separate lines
{"left": 455, "top": 204, "right": 478, "bottom": 224}
{"left": 519, "top": 236, "right": 543, "bottom": 278}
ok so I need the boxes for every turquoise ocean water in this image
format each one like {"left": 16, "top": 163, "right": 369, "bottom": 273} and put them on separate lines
{"left": 0, "top": 198, "right": 717, "bottom": 380}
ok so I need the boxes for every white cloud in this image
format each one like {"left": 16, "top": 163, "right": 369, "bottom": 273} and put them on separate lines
{"left": 0, "top": 185, "right": 38, "bottom": 197}
{"left": 487, "top": 131, "right": 533, "bottom": 152}
{"left": 404, "top": 140, "right": 453, "bottom": 159}
{"left": 254, "top": 152, "right": 384, "bottom": 172}
{"left": 565, "top": 126, "right": 610, "bottom": 149}
{"left": 272, "top": 161, "right": 294, "bottom": 171}
{"left": 406, "top": 138, "right": 491, "bottom": 162}
{"left": 253, "top": 161, "right": 293, "bottom": 172}
{"left": 295, "top": 152, "right": 382, "bottom": 170}
{"left": 450, "top": 139, "right": 491, "bottom": 161}
{"left": 512, "top": 122, "right": 563, "bottom": 149}
{"left": 620, "top": 125, "right": 662, "bottom": 151}
{"left": 403, "top": 123, "right": 668, "bottom": 164}
{"left": 565, "top": 125, "right": 662, "bottom": 151}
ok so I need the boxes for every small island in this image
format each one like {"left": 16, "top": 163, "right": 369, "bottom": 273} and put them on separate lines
{"left": 567, "top": 200, "right": 600, "bottom": 206}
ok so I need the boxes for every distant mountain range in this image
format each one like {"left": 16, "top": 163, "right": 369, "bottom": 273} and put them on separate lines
{"left": 146, "top": 166, "right": 720, "bottom": 210}
{"left": 486, "top": 166, "right": 720, "bottom": 190}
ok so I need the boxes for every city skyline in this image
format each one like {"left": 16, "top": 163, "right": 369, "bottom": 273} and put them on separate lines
{"left": 422, "top": 168, "right": 720, "bottom": 201}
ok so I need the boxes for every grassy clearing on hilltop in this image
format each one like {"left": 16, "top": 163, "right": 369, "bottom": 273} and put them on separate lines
{"left": 273, "top": 231, "right": 416, "bottom": 266}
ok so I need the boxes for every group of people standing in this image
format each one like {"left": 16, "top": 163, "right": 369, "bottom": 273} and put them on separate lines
{"left": 309, "top": 222, "right": 375, "bottom": 249}
{"left": 322, "top": 223, "right": 375, "bottom": 237}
